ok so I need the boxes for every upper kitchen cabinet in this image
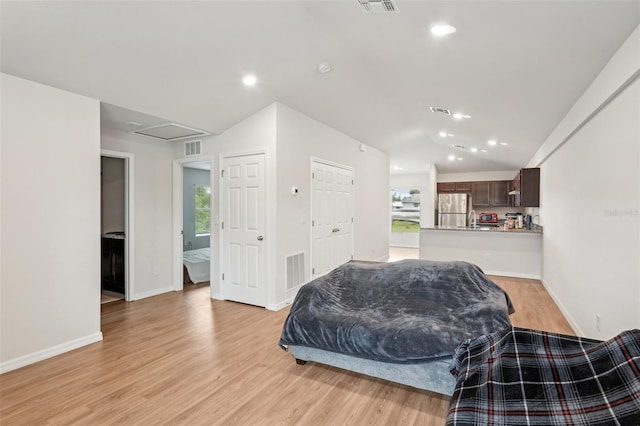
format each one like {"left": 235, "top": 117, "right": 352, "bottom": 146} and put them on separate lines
{"left": 472, "top": 182, "right": 490, "bottom": 206}
{"left": 437, "top": 182, "right": 472, "bottom": 193}
{"left": 511, "top": 168, "right": 540, "bottom": 207}
{"left": 472, "top": 181, "right": 510, "bottom": 207}
{"left": 491, "top": 181, "right": 510, "bottom": 206}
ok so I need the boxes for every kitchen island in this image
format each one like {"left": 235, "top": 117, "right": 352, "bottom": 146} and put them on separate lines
{"left": 419, "top": 225, "right": 542, "bottom": 279}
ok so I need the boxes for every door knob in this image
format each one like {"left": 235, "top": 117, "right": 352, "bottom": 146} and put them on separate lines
{"left": 257, "top": 235, "right": 264, "bottom": 241}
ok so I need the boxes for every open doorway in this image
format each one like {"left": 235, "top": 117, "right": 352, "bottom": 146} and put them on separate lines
{"left": 100, "top": 150, "right": 134, "bottom": 303}
{"left": 174, "top": 160, "right": 212, "bottom": 291}
{"left": 390, "top": 188, "right": 420, "bottom": 249}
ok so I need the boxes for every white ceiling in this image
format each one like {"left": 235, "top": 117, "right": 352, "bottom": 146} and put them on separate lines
{"left": 2, "top": 1, "right": 639, "bottom": 174}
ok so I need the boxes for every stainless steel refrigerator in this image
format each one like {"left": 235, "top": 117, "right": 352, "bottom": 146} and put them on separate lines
{"left": 438, "top": 193, "right": 468, "bottom": 227}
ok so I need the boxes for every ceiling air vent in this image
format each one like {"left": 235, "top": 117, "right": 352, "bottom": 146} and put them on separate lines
{"left": 132, "top": 123, "right": 209, "bottom": 141}
{"left": 429, "top": 106, "right": 451, "bottom": 115}
{"left": 184, "top": 140, "right": 202, "bottom": 157}
{"left": 357, "top": 0, "right": 399, "bottom": 14}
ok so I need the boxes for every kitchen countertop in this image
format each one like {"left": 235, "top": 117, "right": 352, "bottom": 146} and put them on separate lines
{"left": 423, "top": 224, "right": 542, "bottom": 234}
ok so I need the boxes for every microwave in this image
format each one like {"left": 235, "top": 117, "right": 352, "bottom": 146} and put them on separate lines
{"left": 478, "top": 213, "right": 498, "bottom": 223}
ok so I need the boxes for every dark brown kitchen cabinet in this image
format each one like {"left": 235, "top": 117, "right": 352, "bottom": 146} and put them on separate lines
{"left": 472, "top": 182, "right": 491, "bottom": 206}
{"left": 473, "top": 181, "right": 510, "bottom": 207}
{"left": 437, "top": 182, "right": 456, "bottom": 192}
{"left": 511, "top": 168, "right": 540, "bottom": 207}
{"left": 438, "top": 182, "right": 472, "bottom": 193}
{"left": 490, "top": 180, "right": 510, "bottom": 206}
{"left": 102, "top": 236, "right": 125, "bottom": 293}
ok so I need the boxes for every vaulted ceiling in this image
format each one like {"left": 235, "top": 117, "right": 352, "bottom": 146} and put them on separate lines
{"left": 2, "top": 1, "right": 639, "bottom": 173}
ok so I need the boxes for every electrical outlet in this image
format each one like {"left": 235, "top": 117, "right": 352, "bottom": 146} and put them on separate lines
{"left": 596, "top": 314, "right": 601, "bottom": 332}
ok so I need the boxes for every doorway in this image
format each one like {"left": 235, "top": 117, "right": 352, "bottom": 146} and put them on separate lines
{"left": 310, "top": 159, "right": 353, "bottom": 280}
{"left": 172, "top": 158, "right": 213, "bottom": 293}
{"left": 390, "top": 188, "right": 420, "bottom": 249}
{"left": 100, "top": 150, "right": 134, "bottom": 302}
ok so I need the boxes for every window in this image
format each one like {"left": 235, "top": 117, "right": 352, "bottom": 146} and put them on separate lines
{"left": 195, "top": 185, "right": 211, "bottom": 235}
{"left": 391, "top": 189, "right": 420, "bottom": 233}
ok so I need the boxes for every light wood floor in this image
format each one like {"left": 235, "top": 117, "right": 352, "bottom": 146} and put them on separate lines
{"left": 0, "top": 274, "right": 573, "bottom": 425}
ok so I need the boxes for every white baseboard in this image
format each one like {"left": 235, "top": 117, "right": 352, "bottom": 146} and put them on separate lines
{"left": 540, "top": 278, "right": 581, "bottom": 336}
{"left": 132, "top": 286, "right": 173, "bottom": 301}
{"left": 0, "top": 332, "right": 103, "bottom": 374}
{"left": 373, "top": 254, "right": 389, "bottom": 262}
{"left": 484, "top": 270, "right": 541, "bottom": 280}
{"left": 267, "top": 296, "right": 296, "bottom": 312}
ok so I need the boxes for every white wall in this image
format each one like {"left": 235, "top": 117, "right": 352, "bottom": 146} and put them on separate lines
{"left": 275, "top": 104, "right": 390, "bottom": 306}
{"left": 1, "top": 74, "right": 102, "bottom": 372}
{"left": 172, "top": 103, "right": 388, "bottom": 310}
{"left": 101, "top": 128, "right": 175, "bottom": 300}
{"left": 529, "top": 25, "right": 640, "bottom": 339}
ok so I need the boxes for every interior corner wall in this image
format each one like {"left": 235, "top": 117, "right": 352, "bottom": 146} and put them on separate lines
{"left": 532, "top": 26, "right": 640, "bottom": 339}
{"left": 183, "top": 168, "right": 211, "bottom": 251}
{"left": 101, "top": 128, "right": 175, "bottom": 300}
{"left": 1, "top": 74, "right": 102, "bottom": 372}
{"left": 274, "top": 103, "right": 390, "bottom": 306}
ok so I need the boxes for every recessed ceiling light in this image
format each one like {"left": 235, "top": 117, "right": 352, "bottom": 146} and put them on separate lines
{"left": 317, "top": 62, "right": 332, "bottom": 74}
{"left": 393, "top": 165, "right": 403, "bottom": 170}
{"left": 480, "top": 149, "right": 488, "bottom": 153}
{"left": 439, "top": 131, "right": 454, "bottom": 138}
{"left": 448, "top": 155, "right": 456, "bottom": 161}
{"left": 431, "top": 24, "right": 457, "bottom": 36}
{"left": 499, "top": 142, "right": 509, "bottom": 146}
{"left": 488, "top": 140, "right": 497, "bottom": 146}
{"left": 243, "top": 75, "right": 257, "bottom": 86}
{"left": 456, "top": 157, "right": 463, "bottom": 161}
{"left": 470, "top": 147, "right": 478, "bottom": 153}
{"left": 452, "top": 113, "right": 471, "bottom": 120}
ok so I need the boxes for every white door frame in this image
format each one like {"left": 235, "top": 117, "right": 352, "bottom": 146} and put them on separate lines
{"left": 310, "top": 157, "right": 354, "bottom": 279}
{"left": 219, "top": 149, "right": 270, "bottom": 306}
{"left": 100, "top": 149, "right": 134, "bottom": 301}
{"left": 172, "top": 157, "right": 214, "bottom": 294}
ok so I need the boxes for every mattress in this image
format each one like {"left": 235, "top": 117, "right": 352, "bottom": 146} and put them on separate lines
{"left": 183, "top": 247, "right": 210, "bottom": 284}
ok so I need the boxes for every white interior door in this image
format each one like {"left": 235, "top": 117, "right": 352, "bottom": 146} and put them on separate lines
{"left": 311, "top": 161, "right": 353, "bottom": 279}
{"left": 221, "top": 153, "right": 266, "bottom": 307}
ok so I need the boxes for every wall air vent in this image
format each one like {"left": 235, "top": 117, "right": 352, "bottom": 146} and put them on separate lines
{"left": 131, "top": 123, "right": 210, "bottom": 141}
{"left": 184, "top": 140, "right": 202, "bottom": 157}
{"left": 285, "top": 252, "right": 305, "bottom": 291}
{"left": 452, "top": 144, "right": 466, "bottom": 150}
{"left": 429, "top": 106, "right": 451, "bottom": 115}
{"left": 357, "top": 0, "right": 399, "bottom": 14}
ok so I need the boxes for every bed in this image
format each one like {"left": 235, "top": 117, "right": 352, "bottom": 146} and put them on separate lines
{"left": 447, "top": 327, "right": 640, "bottom": 425}
{"left": 183, "top": 247, "right": 210, "bottom": 284}
{"left": 279, "top": 259, "right": 515, "bottom": 395}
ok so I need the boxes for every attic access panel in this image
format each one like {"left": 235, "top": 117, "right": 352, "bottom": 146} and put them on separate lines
{"left": 131, "top": 123, "right": 210, "bottom": 141}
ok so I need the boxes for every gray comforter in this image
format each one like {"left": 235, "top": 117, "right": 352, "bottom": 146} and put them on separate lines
{"left": 279, "top": 259, "right": 514, "bottom": 363}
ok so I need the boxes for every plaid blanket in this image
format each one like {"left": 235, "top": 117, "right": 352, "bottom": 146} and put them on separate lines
{"left": 447, "top": 327, "right": 640, "bottom": 425}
